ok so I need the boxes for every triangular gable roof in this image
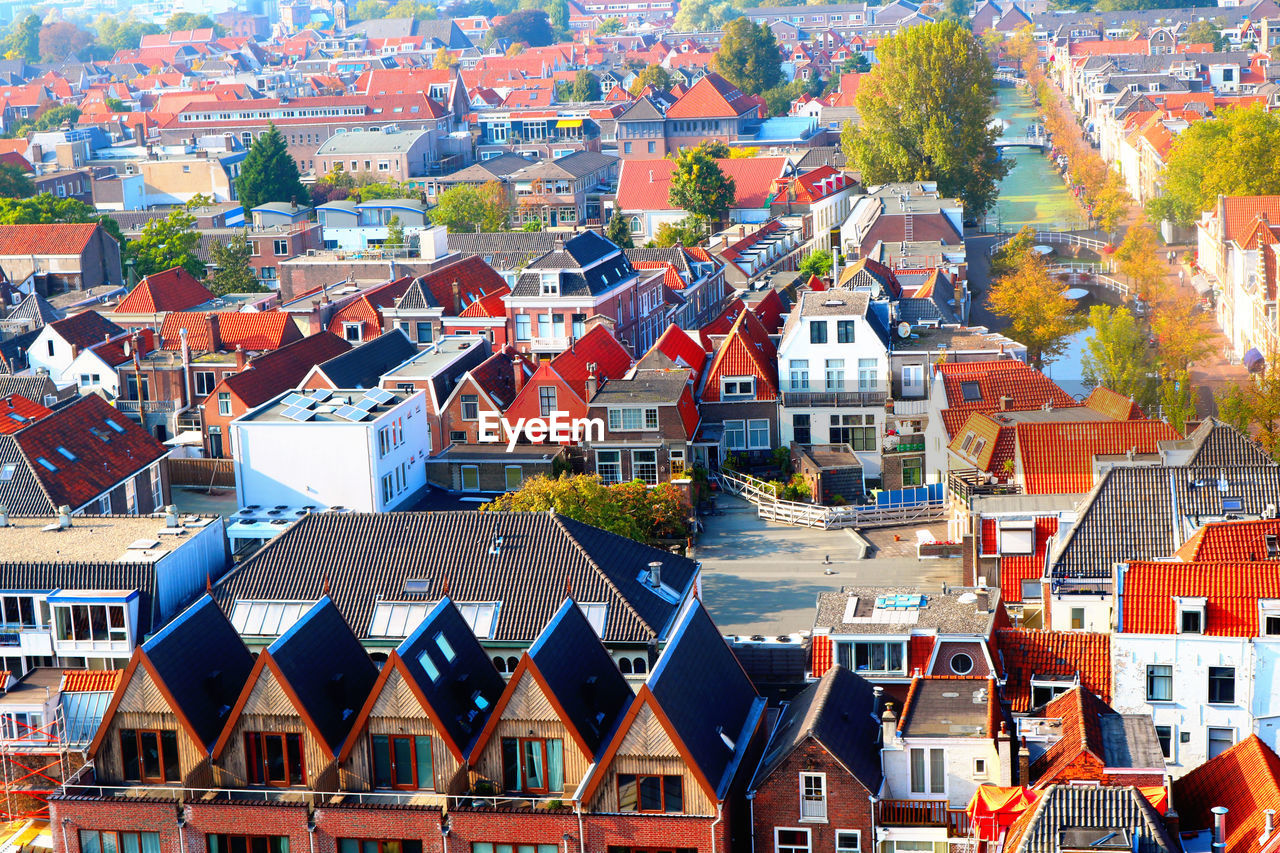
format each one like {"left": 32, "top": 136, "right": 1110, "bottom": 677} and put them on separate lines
{"left": 115, "top": 267, "right": 214, "bottom": 314}
{"left": 1173, "top": 734, "right": 1280, "bottom": 853}
{"left": 505, "top": 361, "right": 585, "bottom": 423}
{"left": 640, "top": 324, "right": 706, "bottom": 382}
{"left": 700, "top": 310, "right": 779, "bottom": 403}
{"left": 549, "top": 324, "right": 633, "bottom": 399}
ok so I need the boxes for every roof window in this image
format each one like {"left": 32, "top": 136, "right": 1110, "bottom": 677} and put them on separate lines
{"left": 35, "top": 457, "right": 56, "bottom": 472}
{"left": 960, "top": 380, "right": 982, "bottom": 402}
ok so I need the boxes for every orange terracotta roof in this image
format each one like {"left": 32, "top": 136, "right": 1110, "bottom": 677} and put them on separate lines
{"left": 949, "top": 411, "right": 1016, "bottom": 478}
{"left": 616, "top": 156, "right": 789, "bottom": 212}
{"left": 645, "top": 323, "right": 706, "bottom": 381}
{"left": 458, "top": 290, "right": 507, "bottom": 318}
{"left": 61, "top": 669, "right": 123, "bottom": 692}
{"left": 0, "top": 394, "right": 51, "bottom": 435}
{"left": 115, "top": 267, "right": 214, "bottom": 314}
{"left": 666, "top": 72, "right": 757, "bottom": 119}
{"left": 0, "top": 223, "right": 100, "bottom": 256}
{"left": 160, "top": 311, "right": 303, "bottom": 352}
{"left": 1029, "top": 686, "right": 1129, "bottom": 787}
{"left": 1173, "top": 735, "right": 1280, "bottom": 853}
{"left": 998, "top": 516, "right": 1058, "bottom": 604}
{"left": 1175, "top": 518, "right": 1280, "bottom": 562}
{"left": 550, "top": 324, "right": 633, "bottom": 399}
{"left": 1120, "top": 561, "right": 1280, "bottom": 636}
{"left": 1221, "top": 195, "right": 1280, "bottom": 245}
{"left": 1083, "top": 386, "right": 1143, "bottom": 420}
{"left": 907, "top": 635, "right": 934, "bottom": 675}
{"left": 994, "top": 628, "right": 1111, "bottom": 713}
{"left": 220, "top": 332, "right": 351, "bottom": 408}
{"left": 1015, "top": 420, "right": 1181, "bottom": 494}
{"left": 700, "top": 310, "right": 779, "bottom": 402}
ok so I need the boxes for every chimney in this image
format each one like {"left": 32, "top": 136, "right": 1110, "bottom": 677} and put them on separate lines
{"left": 585, "top": 362, "right": 599, "bottom": 400}
{"left": 512, "top": 357, "right": 525, "bottom": 393}
{"left": 0, "top": 505, "right": 8, "bottom": 527}
{"left": 234, "top": 345, "right": 247, "bottom": 370}
{"left": 1000, "top": 395, "right": 1013, "bottom": 411}
{"left": 1164, "top": 809, "right": 1180, "bottom": 842}
{"left": 70, "top": 343, "right": 79, "bottom": 359}
{"left": 647, "top": 560, "right": 662, "bottom": 589}
{"left": 451, "top": 280, "right": 461, "bottom": 310}
{"left": 164, "top": 505, "right": 179, "bottom": 528}
{"left": 880, "top": 701, "right": 897, "bottom": 745}
{"left": 1212, "top": 807, "right": 1229, "bottom": 853}
{"left": 207, "top": 313, "right": 223, "bottom": 352}
{"left": 1018, "top": 736, "right": 1031, "bottom": 785}
{"left": 1264, "top": 810, "right": 1276, "bottom": 845}
{"left": 57, "top": 505, "right": 72, "bottom": 530}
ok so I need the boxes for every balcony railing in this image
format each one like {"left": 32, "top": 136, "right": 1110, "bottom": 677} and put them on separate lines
{"left": 783, "top": 390, "right": 888, "bottom": 408}
{"left": 800, "top": 797, "right": 827, "bottom": 821}
{"left": 116, "top": 399, "right": 179, "bottom": 414}
{"left": 530, "top": 336, "right": 571, "bottom": 351}
{"left": 877, "top": 799, "right": 971, "bottom": 836}
{"left": 947, "top": 468, "right": 1022, "bottom": 503}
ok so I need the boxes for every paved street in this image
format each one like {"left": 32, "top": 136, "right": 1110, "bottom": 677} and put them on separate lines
{"left": 695, "top": 494, "right": 963, "bottom": 635}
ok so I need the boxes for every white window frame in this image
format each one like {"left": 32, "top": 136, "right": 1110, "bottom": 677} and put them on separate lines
{"left": 724, "top": 419, "right": 747, "bottom": 451}
{"left": 721, "top": 376, "right": 755, "bottom": 398}
{"left": 597, "top": 449, "right": 622, "bottom": 484}
{"left": 834, "top": 831, "right": 860, "bottom": 853}
{"left": 343, "top": 322, "right": 364, "bottom": 342}
{"left": 973, "top": 756, "right": 988, "bottom": 777}
{"left": 798, "top": 771, "right": 827, "bottom": 823}
{"left": 774, "top": 827, "right": 811, "bottom": 853}
{"left": 748, "top": 419, "right": 770, "bottom": 450}
{"left": 631, "top": 449, "right": 658, "bottom": 485}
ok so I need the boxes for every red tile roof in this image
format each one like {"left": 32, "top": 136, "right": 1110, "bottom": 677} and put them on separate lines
{"left": 1120, "top": 561, "right": 1280, "bottom": 636}
{"left": 1029, "top": 687, "right": 1124, "bottom": 787}
{"left": 1174, "top": 735, "right": 1280, "bottom": 853}
{"left": 458, "top": 290, "right": 508, "bottom": 319}
{"left": 999, "top": 516, "right": 1058, "bottom": 604}
{"left": 907, "top": 635, "right": 935, "bottom": 676}
{"left": 505, "top": 361, "right": 587, "bottom": 424}
{"left": 935, "top": 360, "right": 1078, "bottom": 439}
{"left": 700, "top": 310, "right": 779, "bottom": 402}
{"left": 615, "top": 156, "right": 789, "bottom": 213}
{"left": 949, "top": 411, "right": 1016, "bottom": 478}
{"left": 61, "top": 669, "right": 123, "bottom": 692}
{"left": 115, "top": 267, "right": 214, "bottom": 314}
{"left": 550, "top": 325, "right": 633, "bottom": 400}
{"left": 0, "top": 223, "right": 100, "bottom": 256}
{"left": 1015, "top": 420, "right": 1181, "bottom": 494}
{"left": 666, "top": 72, "right": 757, "bottom": 119}
{"left": 811, "top": 633, "right": 832, "bottom": 676}
{"left": 160, "top": 312, "right": 303, "bottom": 352}
{"left": 326, "top": 277, "right": 414, "bottom": 341}
{"left": 421, "top": 256, "right": 510, "bottom": 316}
{"left": 993, "top": 628, "right": 1111, "bottom": 713}
{"left": 1083, "top": 386, "right": 1144, "bottom": 420}
{"left": 49, "top": 311, "right": 126, "bottom": 349}
{"left": 645, "top": 324, "right": 706, "bottom": 382}
{"left": 0, "top": 394, "right": 51, "bottom": 435}
{"left": 1175, "top": 518, "right": 1280, "bottom": 562}
{"left": 752, "top": 289, "right": 787, "bottom": 333}
{"left": 220, "top": 332, "right": 351, "bottom": 408}
{"left": 1221, "top": 195, "right": 1280, "bottom": 245}
{"left": 469, "top": 346, "right": 536, "bottom": 410}
{"left": 698, "top": 297, "right": 783, "bottom": 351}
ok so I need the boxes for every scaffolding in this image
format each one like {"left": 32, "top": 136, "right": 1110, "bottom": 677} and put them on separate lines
{"left": 0, "top": 702, "right": 78, "bottom": 824}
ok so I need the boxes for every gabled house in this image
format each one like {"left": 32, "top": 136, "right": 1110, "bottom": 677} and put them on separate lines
{"left": 377, "top": 335, "right": 493, "bottom": 455}
{"left": 110, "top": 266, "right": 215, "bottom": 327}
{"left": 27, "top": 310, "right": 127, "bottom": 383}
{"left": 995, "top": 628, "right": 1112, "bottom": 714}
{"left": 437, "top": 345, "right": 535, "bottom": 451}
{"left": 0, "top": 223, "right": 122, "bottom": 295}
{"left": 1000, "top": 785, "right": 1177, "bottom": 853}
{"left": 1172, "top": 735, "right": 1280, "bottom": 853}
{"left": 504, "top": 324, "right": 633, "bottom": 437}
{"left": 380, "top": 256, "right": 513, "bottom": 349}
{"left": 299, "top": 328, "right": 416, "bottom": 391}
{"left": 211, "top": 597, "right": 378, "bottom": 792}
{"left": 338, "top": 597, "right": 507, "bottom": 799}
{"left": 1019, "top": 686, "right": 1166, "bottom": 788}
{"left": 698, "top": 309, "right": 779, "bottom": 465}
{"left": 327, "top": 276, "right": 415, "bottom": 345}
{"left": 586, "top": 365, "right": 700, "bottom": 481}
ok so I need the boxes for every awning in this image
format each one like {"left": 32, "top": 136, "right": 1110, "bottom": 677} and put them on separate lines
{"left": 1191, "top": 273, "right": 1212, "bottom": 295}
{"left": 163, "top": 430, "right": 204, "bottom": 447}
{"left": 556, "top": 119, "right": 582, "bottom": 128}
{"left": 1245, "top": 347, "right": 1266, "bottom": 372}
{"left": 966, "top": 786, "right": 1040, "bottom": 842}
{"left": 1139, "top": 786, "right": 1168, "bottom": 816}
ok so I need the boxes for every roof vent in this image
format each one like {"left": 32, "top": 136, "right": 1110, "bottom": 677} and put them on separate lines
{"left": 716, "top": 725, "right": 736, "bottom": 751}
{"left": 57, "top": 505, "right": 71, "bottom": 530}
{"left": 646, "top": 561, "right": 662, "bottom": 589}
{"left": 489, "top": 535, "right": 504, "bottom": 556}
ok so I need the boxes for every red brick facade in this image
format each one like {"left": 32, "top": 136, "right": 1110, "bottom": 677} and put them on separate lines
{"left": 751, "top": 738, "right": 875, "bottom": 853}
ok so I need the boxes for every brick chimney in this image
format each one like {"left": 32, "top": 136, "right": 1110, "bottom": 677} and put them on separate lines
{"left": 234, "top": 345, "right": 247, "bottom": 370}
{"left": 512, "top": 357, "right": 525, "bottom": 393}
{"left": 138, "top": 328, "right": 155, "bottom": 356}
{"left": 451, "top": 280, "right": 461, "bottom": 311}
{"left": 1164, "top": 809, "right": 1180, "bottom": 841}
{"left": 1018, "top": 736, "right": 1031, "bottom": 785}
{"left": 585, "top": 363, "right": 599, "bottom": 400}
{"left": 880, "top": 701, "right": 897, "bottom": 746}
{"left": 206, "top": 314, "right": 223, "bottom": 352}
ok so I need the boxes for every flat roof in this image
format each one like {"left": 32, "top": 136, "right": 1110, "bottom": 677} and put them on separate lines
{"left": 239, "top": 387, "right": 416, "bottom": 425}
{"left": 0, "top": 514, "right": 219, "bottom": 564}
{"left": 815, "top": 586, "right": 998, "bottom": 636}
{"left": 0, "top": 668, "right": 63, "bottom": 706}
{"left": 381, "top": 336, "right": 488, "bottom": 380}
{"left": 315, "top": 128, "right": 430, "bottom": 155}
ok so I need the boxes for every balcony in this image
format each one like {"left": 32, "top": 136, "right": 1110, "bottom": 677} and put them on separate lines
{"left": 531, "top": 336, "right": 571, "bottom": 351}
{"left": 116, "top": 399, "right": 179, "bottom": 414}
{"left": 947, "top": 468, "right": 1022, "bottom": 504}
{"left": 877, "top": 799, "right": 971, "bottom": 836}
{"left": 783, "top": 390, "right": 888, "bottom": 408}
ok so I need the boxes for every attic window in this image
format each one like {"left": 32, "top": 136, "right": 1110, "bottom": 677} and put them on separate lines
{"left": 1175, "top": 597, "right": 1206, "bottom": 634}
{"left": 1268, "top": 534, "right": 1280, "bottom": 560}
{"left": 0, "top": 463, "right": 14, "bottom": 481}
{"left": 434, "top": 632, "right": 456, "bottom": 662}
{"left": 578, "top": 602, "right": 607, "bottom": 636}
{"left": 5, "top": 412, "right": 27, "bottom": 424}
{"left": 417, "top": 648, "right": 440, "bottom": 682}
{"left": 972, "top": 438, "right": 987, "bottom": 458}
{"left": 960, "top": 381, "right": 982, "bottom": 402}
{"left": 35, "top": 457, "right": 56, "bottom": 472}
{"left": 55, "top": 446, "right": 76, "bottom": 462}
{"left": 104, "top": 418, "right": 125, "bottom": 434}
{"left": 1223, "top": 497, "right": 1243, "bottom": 512}
{"left": 960, "top": 433, "right": 975, "bottom": 453}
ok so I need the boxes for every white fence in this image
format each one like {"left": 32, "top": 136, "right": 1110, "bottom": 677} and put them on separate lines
{"left": 715, "top": 470, "right": 947, "bottom": 530}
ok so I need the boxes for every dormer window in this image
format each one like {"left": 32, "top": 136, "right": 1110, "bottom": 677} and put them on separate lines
{"left": 541, "top": 272, "right": 558, "bottom": 295}
{"left": 721, "top": 377, "right": 755, "bottom": 399}
{"left": 1176, "top": 597, "right": 1206, "bottom": 634}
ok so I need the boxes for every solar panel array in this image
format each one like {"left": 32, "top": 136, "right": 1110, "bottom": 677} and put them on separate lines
{"left": 278, "top": 388, "right": 401, "bottom": 422}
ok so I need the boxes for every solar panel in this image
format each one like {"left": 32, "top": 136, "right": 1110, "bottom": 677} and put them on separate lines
{"left": 334, "top": 405, "right": 369, "bottom": 421}
{"left": 283, "top": 393, "right": 314, "bottom": 409}
{"left": 355, "top": 397, "right": 379, "bottom": 411}
{"left": 309, "top": 388, "right": 334, "bottom": 402}
{"left": 363, "top": 388, "right": 395, "bottom": 405}
{"left": 280, "top": 405, "right": 317, "bottom": 422}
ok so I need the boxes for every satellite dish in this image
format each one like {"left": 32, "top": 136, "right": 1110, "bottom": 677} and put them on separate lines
{"left": 896, "top": 321, "right": 912, "bottom": 338}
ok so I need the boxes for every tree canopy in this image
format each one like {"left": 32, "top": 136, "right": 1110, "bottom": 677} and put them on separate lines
{"left": 1218, "top": 356, "right": 1280, "bottom": 460}
{"left": 127, "top": 210, "right": 204, "bottom": 279}
{"left": 713, "top": 17, "right": 783, "bottom": 95}
{"left": 164, "top": 13, "right": 225, "bottom": 35}
{"left": 94, "top": 15, "right": 160, "bottom": 53}
{"left": 669, "top": 142, "right": 736, "bottom": 227}
{"left": 207, "top": 235, "right": 268, "bottom": 296}
{"left": 674, "top": 0, "right": 742, "bottom": 31}
{"left": 4, "top": 15, "right": 40, "bottom": 63}
{"left": 428, "top": 181, "right": 511, "bottom": 232}
{"left": 571, "top": 69, "right": 602, "bottom": 101}
{"left": 491, "top": 9, "right": 555, "bottom": 46}
{"left": 482, "top": 474, "right": 690, "bottom": 545}
{"left": 986, "top": 243, "right": 1083, "bottom": 368}
{"left": 629, "top": 64, "right": 672, "bottom": 94}
{"left": 596, "top": 16, "right": 623, "bottom": 33}
{"left": 1081, "top": 304, "right": 1159, "bottom": 411}
{"left": 0, "top": 193, "right": 124, "bottom": 244}
{"left": 38, "top": 22, "right": 92, "bottom": 62}
{"left": 1146, "top": 105, "right": 1280, "bottom": 227}
{"left": 0, "top": 163, "right": 32, "bottom": 199}
{"left": 841, "top": 20, "right": 1008, "bottom": 215}
{"left": 606, "top": 211, "right": 634, "bottom": 248}
{"left": 235, "top": 124, "right": 309, "bottom": 212}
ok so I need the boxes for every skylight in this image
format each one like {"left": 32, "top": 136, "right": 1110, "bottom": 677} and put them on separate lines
{"left": 0, "top": 463, "right": 14, "bottom": 481}
{"left": 417, "top": 649, "right": 440, "bottom": 682}
{"left": 960, "top": 381, "right": 982, "bottom": 402}
{"left": 35, "top": 457, "right": 56, "bottom": 472}
{"left": 5, "top": 412, "right": 27, "bottom": 424}
{"left": 104, "top": 418, "right": 125, "bottom": 433}
{"left": 56, "top": 446, "right": 76, "bottom": 461}
{"left": 434, "top": 632, "right": 456, "bottom": 662}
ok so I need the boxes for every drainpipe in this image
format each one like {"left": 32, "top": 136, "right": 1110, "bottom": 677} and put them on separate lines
{"left": 441, "top": 822, "right": 450, "bottom": 853}
{"left": 177, "top": 811, "right": 186, "bottom": 853}
{"left": 747, "top": 792, "right": 756, "bottom": 853}
{"left": 710, "top": 802, "right": 724, "bottom": 853}
{"left": 576, "top": 802, "right": 586, "bottom": 853}
{"left": 61, "top": 818, "right": 71, "bottom": 853}
{"left": 306, "top": 812, "right": 316, "bottom": 853}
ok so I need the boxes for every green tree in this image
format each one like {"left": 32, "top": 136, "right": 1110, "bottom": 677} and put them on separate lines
{"left": 606, "top": 211, "right": 634, "bottom": 248}
{"left": 386, "top": 215, "right": 406, "bottom": 248}
{"left": 491, "top": 9, "right": 554, "bottom": 45}
{"left": 5, "top": 15, "right": 40, "bottom": 63}
{"left": 762, "top": 79, "right": 807, "bottom": 117}
{"left": 544, "top": 0, "right": 570, "bottom": 38}
{"left": 713, "top": 17, "right": 782, "bottom": 95}
{"left": 164, "top": 13, "right": 224, "bottom": 35}
{"left": 935, "top": 0, "right": 971, "bottom": 24}
{"left": 674, "top": 0, "right": 741, "bottom": 32}
{"left": 354, "top": 0, "right": 390, "bottom": 18}
{"left": 1146, "top": 105, "right": 1280, "bottom": 227}
{"left": 989, "top": 225, "right": 1035, "bottom": 279}
{"left": 95, "top": 15, "right": 160, "bottom": 52}
{"left": 1184, "top": 18, "right": 1225, "bottom": 50}
{"left": 354, "top": 180, "right": 415, "bottom": 202}
{"left": 628, "top": 64, "right": 671, "bottom": 94}
{"left": 986, "top": 245, "right": 1083, "bottom": 368}
{"left": 207, "top": 234, "right": 267, "bottom": 296}
{"left": 842, "top": 20, "right": 1008, "bottom": 216}
{"left": 482, "top": 474, "right": 689, "bottom": 545}
{"left": 0, "top": 193, "right": 124, "bottom": 244}
{"left": 127, "top": 210, "right": 204, "bottom": 279}
{"left": 669, "top": 142, "right": 736, "bottom": 229}
{"left": 1160, "top": 370, "right": 1197, "bottom": 433}
{"left": 1080, "top": 304, "right": 1159, "bottom": 411}
{"left": 570, "top": 69, "right": 602, "bottom": 101}
{"left": 184, "top": 192, "right": 214, "bottom": 210}
{"left": 1218, "top": 356, "right": 1280, "bottom": 460}
{"left": 429, "top": 181, "right": 511, "bottom": 232}
{"left": 799, "top": 249, "right": 832, "bottom": 280}
{"left": 522, "top": 220, "right": 543, "bottom": 231}
{"left": 235, "top": 124, "right": 308, "bottom": 213}
{"left": 654, "top": 216, "right": 708, "bottom": 247}
{"left": 0, "top": 162, "right": 32, "bottom": 199}
{"left": 387, "top": 0, "right": 437, "bottom": 15}
{"left": 596, "top": 16, "right": 623, "bottom": 33}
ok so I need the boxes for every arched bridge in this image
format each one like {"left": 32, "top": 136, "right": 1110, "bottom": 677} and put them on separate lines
{"left": 995, "top": 134, "right": 1050, "bottom": 152}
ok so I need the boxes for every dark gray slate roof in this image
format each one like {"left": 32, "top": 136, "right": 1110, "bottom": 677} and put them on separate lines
{"left": 394, "top": 279, "right": 437, "bottom": 312}
{"left": 749, "top": 665, "right": 882, "bottom": 793}
{"left": 626, "top": 247, "right": 691, "bottom": 275}
{"left": 0, "top": 374, "right": 55, "bottom": 402}
{"left": 447, "top": 231, "right": 556, "bottom": 272}
{"left": 1006, "top": 785, "right": 1176, "bottom": 853}
{"left": 0, "top": 558, "right": 158, "bottom": 634}
{"left": 142, "top": 594, "right": 255, "bottom": 750}
{"left": 592, "top": 367, "right": 691, "bottom": 405}
{"left": 515, "top": 233, "right": 633, "bottom": 297}
{"left": 616, "top": 96, "right": 666, "bottom": 121}
{"left": 4, "top": 293, "right": 62, "bottom": 326}
{"left": 315, "top": 328, "right": 416, "bottom": 389}
{"left": 1184, "top": 417, "right": 1272, "bottom": 466}
{"left": 214, "top": 511, "right": 698, "bottom": 645}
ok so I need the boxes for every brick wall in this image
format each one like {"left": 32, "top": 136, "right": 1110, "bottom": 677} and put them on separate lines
{"left": 751, "top": 739, "right": 874, "bottom": 853}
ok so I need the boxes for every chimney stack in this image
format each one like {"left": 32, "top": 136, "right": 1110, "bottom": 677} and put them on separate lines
{"left": 512, "top": 357, "right": 525, "bottom": 394}
{"left": 880, "top": 701, "right": 897, "bottom": 745}
{"left": 206, "top": 313, "right": 223, "bottom": 352}
{"left": 1212, "top": 807, "right": 1229, "bottom": 853}
{"left": 646, "top": 561, "right": 662, "bottom": 589}
{"left": 451, "top": 280, "right": 461, "bottom": 310}
{"left": 1018, "top": 736, "right": 1031, "bottom": 785}
{"left": 585, "top": 362, "right": 599, "bottom": 400}
{"left": 234, "top": 345, "right": 247, "bottom": 371}
{"left": 1000, "top": 395, "right": 1013, "bottom": 411}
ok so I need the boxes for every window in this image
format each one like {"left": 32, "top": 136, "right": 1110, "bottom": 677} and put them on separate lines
{"left": 415, "top": 322, "right": 432, "bottom": 344}
{"left": 799, "top": 772, "right": 826, "bottom": 821}
{"left": 194, "top": 371, "right": 216, "bottom": 396}
{"left": 960, "top": 380, "right": 982, "bottom": 402}
{"left": 516, "top": 315, "right": 532, "bottom": 341}
{"left": 824, "top": 359, "right": 844, "bottom": 392}
{"left": 1208, "top": 666, "right": 1235, "bottom": 704}
{"left": 1155, "top": 725, "right": 1173, "bottom": 760}
{"left": 831, "top": 414, "right": 875, "bottom": 451}
{"left": 461, "top": 395, "right": 479, "bottom": 421}
{"left": 902, "top": 457, "right": 923, "bottom": 486}
{"left": 218, "top": 392, "right": 232, "bottom": 416}
{"left": 857, "top": 359, "right": 878, "bottom": 391}
{"left": 793, "top": 414, "right": 811, "bottom": 445}
{"left": 504, "top": 466, "right": 522, "bottom": 491}
{"left": 539, "top": 386, "right": 556, "bottom": 418}
{"left": 618, "top": 774, "right": 683, "bottom": 812}
{"left": 55, "top": 604, "right": 126, "bottom": 643}
{"left": 724, "top": 419, "right": 747, "bottom": 451}
{"left": 120, "top": 729, "right": 180, "bottom": 783}
{"left": 450, "top": 431, "right": 467, "bottom": 444}
{"left": 1208, "top": 727, "right": 1234, "bottom": 759}
{"left": 607, "top": 407, "right": 658, "bottom": 431}
{"left": 647, "top": 141, "right": 655, "bottom": 153}
{"left": 835, "top": 832, "right": 861, "bottom": 853}
{"left": 461, "top": 466, "right": 480, "bottom": 491}
{"left": 1180, "top": 608, "right": 1203, "bottom": 634}
{"left": 722, "top": 377, "right": 755, "bottom": 398}
{"left": 597, "top": 450, "right": 622, "bottom": 484}
{"left": 371, "top": 734, "right": 433, "bottom": 790}
{"left": 338, "top": 842, "right": 422, "bottom": 853}
{"left": 207, "top": 836, "right": 289, "bottom": 853}
{"left": 809, "top": 320, "right": 827, "bottom": 344}
{"left": 81, "top": 832, "right": 161, "bottom": 853}
{"left": 902, "top": 364, "right": 925, "bottom": 396}
{"left": 775, "top": 829, "right": 811, "bottom": 853}
{"left": 1146, "top": 664, "right": 1172, "bottom": 701}
{"left": 973, "top": 757, "right": 988, "bottom": 777}
{"left": 632, "top": 449, "right": 658, "bottom": 485}
{"left": 835, "top": 641, "right": 904, "bottom": 674}
{"left": 950, "top": 652, "right": 974, "bottom": 675}
{"left": 789, "top": 359, "right": 809, "bottom": 391}
{"left": 909, "top": 747, "right": 945, "bottom": 795}
{"left": 273, "top": 239, "right": 289, "bottom": 256}
{"left": 837, "top": 320, "right": 855, "bottom": 343}
{"left": 500, "top": 737, "right": 564, "bottom": 794}
{"left": 244, "top": 732, "right": 305, "bottom": 786}
{"left": 623, "top": 141, "right": 632, "bottom": 154}
{"left": 748, "top": 419, "right": 770, "bottom": 450}
{"left": 1070, "top": 607, "right": 1084, "bottom": 630}
{"left": 1267, "top": 615, "right": 1280, "bottom": 636}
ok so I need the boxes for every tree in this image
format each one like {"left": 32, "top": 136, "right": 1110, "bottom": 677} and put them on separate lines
{"left": 933, "top": 0, "right": 971, "bottom": 25}
{"left": 1091, "top": 171, "right": 1131, "bottom": 235}
{"left": 628, "top": 64, "right": 671, "bottom": 94}
{"left": 842, "top": 20, "right": 1008, "bottom": 216}
{"left": 596, "top": 16, "right": 623, "bottom": 33}
{"left": 1004, "top": 24, "right": 1038, "bottom": 66}
{"left": 1160, "top": 370, "right": 1197, "bottom": 433}
{"left": 491, "top": 9, "right": 554, "bottom": 46}
{"left": 235, "top": 124, "right": 308, "bottom": 213}
{"left": 5, "top": 15, "right": 40, "bottom": 63}
{"left": 1184, "top": 18, "right": 1225, "bottom": 50}
{"left": 989, "top": 225, "right": 1035, "bottom": 279}
{"left": 0, "top": 193, "right": 124, "bottom": 244}
{"left": 1146, "top": 105, "right": 1280, "bottom": 227}
{"left": 713, "top": 17, "right": 782, "bottom": 95}
{"left": 1149, "top": 287, "right": 1213, "bottom": 373}
{"left": 127, "top": 210, "right": 204, "bottom": 279}
{"left": 432, "top": 47, "right": 457, "bottom": 69}
{"left": 762, "top": 79, "right": 807, "bottom": 117}
{"left": 387, "top": 0, "right": 437, "bottom": 15}
{"left": 654, "top": 217, "right": 708, "bottom": 247}
{"left": 0, "top": 163, "right": 32, "bottom": 199}
{"left": 669, "top": 143, "right": 736, "bottom": 229}
{"left": 354, "top": 180, "right": 416, "bottom": 202}
{"left": 354, "top": 0, "right": 390, "bottom": 18}
{"left": 481, "top": 474, "right": 689, "bottom": 545}
{"left": 1080, "top": 305, "right": 1159, "bottom": 411}
{"left": 1114, "top": 224, "right": 1164, "bottom": 301}
{"left": 38, "top": 22, "right": 92, "bottom": 62}
{"left": 428, "top": 181, "right": 511, "bottom": 232}
{"left": 165, "top": 13, "right": 224, "bottom": 35}
{"left": 6, "top": 104, "right": 81, "bottom": 138}
{"left": 1218, "top": 357, "right": 1280, "bottom": 460}
{"left": 799, "top": 250, "right": 832, "bottom": 281}
{"left": 207, "top": 235, "right": 267, "bottom": 296}
{"left": 184, "top": 193, "right": 215, "bottom": 210}
{"left": 570, "top": 69, "right": 601, "bottom": 101}
{"left": 986, "top": 246, "right": 1082, "bottom": 368}
{"left": 95, "top": 15, "right": 160, "bottom": 52}
{"left": 606, "top": 211, "right": 634, "bottom": 248}
{"left": 674, "top": 0, "right": 741, "bottom": 32}
{"left": 386, "top": 215, "right": 406, "bottom": 249}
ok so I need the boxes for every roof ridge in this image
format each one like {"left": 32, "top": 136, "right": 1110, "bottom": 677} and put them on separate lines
{"left": 548, "top": 512, "right": 654, "bottom": 633}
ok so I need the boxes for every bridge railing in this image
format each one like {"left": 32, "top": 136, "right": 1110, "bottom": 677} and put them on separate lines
{"left": 988, "top": 230, "right": 1109, "bottom": 255}
{"left": 714, "top": 470, "right": 947, "bottom": 530}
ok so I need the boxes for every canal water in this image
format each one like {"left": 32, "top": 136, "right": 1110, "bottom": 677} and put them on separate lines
{"left": 987, "top": 83, "right": 1117, "bottom": 397}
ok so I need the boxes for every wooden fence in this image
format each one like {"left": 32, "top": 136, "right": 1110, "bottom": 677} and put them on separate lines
{"left": 167, "top": 457, "right": 235, "bottom": 489}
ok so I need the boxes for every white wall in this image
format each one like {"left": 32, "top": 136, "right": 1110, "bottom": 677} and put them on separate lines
{"left": 26, "top": 327, "right": 79, "bottom": 383}
{"left": 881, "top": 736, "right": 1007, "bottom": 806}
{"left": 1046, "top": 593, "right": 1111, "bottom": 633}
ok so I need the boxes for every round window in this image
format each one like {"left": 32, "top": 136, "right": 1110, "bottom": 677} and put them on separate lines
{"left": 950, "top": 652, "right": 974, "bottom": 675}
